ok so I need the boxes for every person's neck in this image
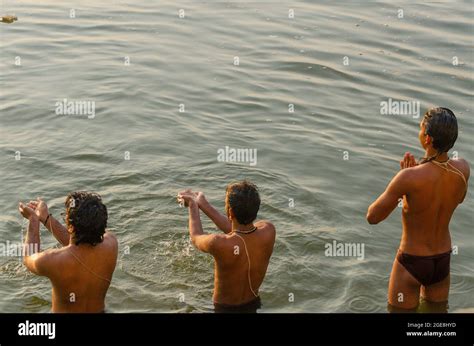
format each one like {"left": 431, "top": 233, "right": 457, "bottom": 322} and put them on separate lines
{"left": 232, "top": 222, "right": 255, "bottom": 232}
{"left": 425, "top": 148, "right": 449, "bottom": 162}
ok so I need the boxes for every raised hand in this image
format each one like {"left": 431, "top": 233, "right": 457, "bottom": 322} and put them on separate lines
{"left": 18, "top": 202, "right": 38, "bottom": 221}
{"left": 177, "top": 190, "right": 196, "bottom": 207}
{"left": 178, "top": 189, "right": 231, "bottom": 233}
{"left": 27, "top": 198, "right": 49, "bottom": 223}
{"left": 400, "top": 152, "right": 418, "bottom": 170}
{"left": 177, "top": 190, "right": 206, "bottom": 207}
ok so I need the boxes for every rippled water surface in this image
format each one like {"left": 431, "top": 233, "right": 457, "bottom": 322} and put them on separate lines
{"left": 0, "top": 1, "right": 473, "bottom": 312}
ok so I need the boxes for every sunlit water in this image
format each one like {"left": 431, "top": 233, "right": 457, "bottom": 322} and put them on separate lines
{"left": 0, "top": 1, "right": 472, "bottom": 313}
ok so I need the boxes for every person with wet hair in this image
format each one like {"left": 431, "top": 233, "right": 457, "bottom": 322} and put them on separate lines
{"left": 178, "top": 181, "right": 276, "bottom": 313}
{"left": 18, "top": 191, "right": 118, "bottom": 312}
{"left": 419, "top": 107, "right": 459, "bottom": 163}
{"left": 367, "top": 107, "right": 470, "bottom": 312}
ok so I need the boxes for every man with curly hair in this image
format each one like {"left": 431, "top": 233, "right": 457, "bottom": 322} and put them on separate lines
{"left": 18, "top": 191, "right": 118, "bottom": 313}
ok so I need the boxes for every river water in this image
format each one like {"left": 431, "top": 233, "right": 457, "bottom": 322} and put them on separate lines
{"left": 0, "top": 0, "right": 472, "bottom": 312}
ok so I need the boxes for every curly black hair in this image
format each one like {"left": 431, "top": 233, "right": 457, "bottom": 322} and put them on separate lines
{"left": 225, "top": 181, "right": 261, "bottom": 225}
{"left": 65, "top": 191, "right": 108, "bottom": 246}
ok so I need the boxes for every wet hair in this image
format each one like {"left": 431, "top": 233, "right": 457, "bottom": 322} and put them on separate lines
{"left": 65, "top": 191, "right": 108, "bottom": 246}
{"left": 225, "top": 181, "right": 261, "bottom": 225}
{"left": 420, "top": 107, "right": 458, "bottom": 164}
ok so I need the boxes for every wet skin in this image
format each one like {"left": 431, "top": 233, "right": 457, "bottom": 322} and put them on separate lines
{"left": 367, "top": 122, "right": 470, "bottom": 310}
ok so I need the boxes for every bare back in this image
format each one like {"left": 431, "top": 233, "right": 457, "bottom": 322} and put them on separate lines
{"left": 45, "top": 232, "right": 118, "bottom": 312}
{"left": 212, "top": 221, "right": 275, "bottom": 306}
{"left": 400, "top": 159, "right": 469, "bottom": 255}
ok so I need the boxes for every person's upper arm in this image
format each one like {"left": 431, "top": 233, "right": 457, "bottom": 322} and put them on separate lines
{"left": 191, "top": 233, "right": 221, "bottom": 254}
{"left": 24, "top": 250, "right": 55, "bottom": 277}
{"left": 459, "top": 159, "right": 470, "bottom": 203}
{"left": 367, "top": 169, "right": 412, "bottom": 225}
{"left": 464, "top": 159, "right": 471, "bottom": 180}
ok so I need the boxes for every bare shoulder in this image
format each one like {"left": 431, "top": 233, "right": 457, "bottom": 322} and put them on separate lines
{"left": 406, "top": 164, "right": 429, "bottom": 176}
{"left": 25, "top": 247, "right": 68, "bottom": 276}
{"left": 402, "top": 162, "right": 450, "bottom": 183}
{"left": 452, "top": 158, "right": 470, "bottom": 179}
{"left": 50, "top": 247, "right": 78, "bottom": 269}
{"left": 104, "top": 231, "right": 118, "bottom": 247}
{"left": 392, "top": 167, "right": 419, "bottom": 186}
{"left": 256, "top": 220, "right": 276, "bottom": 236}
{"left": 209, "top": 233, "right": 235, "bottom": 257}
{"left": 38, "top": 247, "right": 64, "bottom": 261}
{"left": 260, "top": 220, "right": 275, "bottom": 228}
{"left": 210, "top": 233, "right": 226, "bottom": 240}
{"left": 101, "top": 232, "right": 118, "bottom": 263}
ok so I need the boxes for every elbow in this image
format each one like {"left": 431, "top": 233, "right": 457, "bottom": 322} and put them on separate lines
{"left": 366, "top": 207, "right": 380, "bottom": 225}
{"left": 190, "top": 235, "right": 198, "bottom": 248}
{"left": 22, "top": 256, "right": 32, "bottom": 271}
{"left": 366, "top": 214, "right": 379, "bottom": 225}
{"left": 22, "top": 250, "right": 30, "bottom": 266}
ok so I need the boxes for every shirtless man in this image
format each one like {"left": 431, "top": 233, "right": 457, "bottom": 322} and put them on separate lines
{"left": 367, "top": 107, "right": 469, "bottom": 311}
{"left": 18, "top": 191, "right": 118, "bottom": 313}
{"left": 178, "top": 181, "right": 276, "bottom": 313}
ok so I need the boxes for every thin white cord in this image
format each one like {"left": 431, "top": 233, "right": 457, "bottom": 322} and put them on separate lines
{"left": 42, "top": 213, "right": 110, "bottom": 282}
{"left": 234, "top": 233, "right": 259, "bottom": 298}
{"left": 431, "top": 160, "right": 467, "bottom": 188}
{"left": 68, "top": 248, "right": 111, "bottom": 283}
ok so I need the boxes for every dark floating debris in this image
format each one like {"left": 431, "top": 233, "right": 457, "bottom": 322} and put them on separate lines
{"left": 1, "top": 15, "right": 18, "bottom": 24}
